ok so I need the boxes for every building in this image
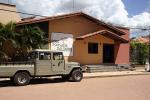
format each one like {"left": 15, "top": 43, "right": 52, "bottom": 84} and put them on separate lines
{"left": 0, "top": 3, "right": 21, "bottom": 24}
{"left": 131, "top": 36, "right": 150, "bottom": 44}
{"left": 17, "top": 12, "right": 130, "bottom": 65}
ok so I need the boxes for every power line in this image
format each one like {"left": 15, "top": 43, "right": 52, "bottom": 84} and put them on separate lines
{"left": 0, "top": 8, "right": 149, "bottom": 31}
{"left": 130, "top": 27, "right": 150, "bottom": 30}
{"left": 0, "top": 8, "right": 47, "bottom": 17}
{"left": 116, "top": 25, "right": 150, "bottom": 30}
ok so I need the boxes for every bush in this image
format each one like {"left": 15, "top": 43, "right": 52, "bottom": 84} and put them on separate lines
{"left": 130, "top": 41, "right": 149, "bottom": 65}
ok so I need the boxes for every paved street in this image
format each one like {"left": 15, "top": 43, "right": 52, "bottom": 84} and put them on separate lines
{"left": 0, "top": 75, "right": 150, "bottom": 100}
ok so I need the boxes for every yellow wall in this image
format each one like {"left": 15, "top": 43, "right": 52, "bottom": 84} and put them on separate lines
{"left": 49, "top": 15, "right": 114, "bottom": 64}
{"left": 0, "top": 4, "right": 21, "bottom": 24}
{"left": 49, "top": 15, "right": 104, "bottom": 37}
{"left": 69, "top": 35, "right": 114, "bottom": 64}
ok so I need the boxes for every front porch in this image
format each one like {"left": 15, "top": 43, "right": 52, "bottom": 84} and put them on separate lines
{"left": 73, "top": 29, "right": 129, "bottom": 65}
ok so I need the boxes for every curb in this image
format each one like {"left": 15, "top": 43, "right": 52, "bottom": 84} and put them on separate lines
{"left": 83, "top": 72, "right": 150, "bottom": 79}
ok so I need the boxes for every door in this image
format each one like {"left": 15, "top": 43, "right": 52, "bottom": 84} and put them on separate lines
{"left": 52, "top": 52, "right": 65, "bottom": 72}
{"left": 103, "top": 44, "right": 114, "bottom": 63}
{"left": 36, "top": 52, "right": 52, "bottom": 75}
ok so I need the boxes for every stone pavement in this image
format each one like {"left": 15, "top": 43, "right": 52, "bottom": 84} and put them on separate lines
{"left": 83, "top": 68, "right": 150, "bottom": 78}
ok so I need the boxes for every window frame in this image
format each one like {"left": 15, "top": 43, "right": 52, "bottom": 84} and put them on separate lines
{"left": 53, "top": 52, "right": 64, "bottom": 60}
{"left": 39, "top": 52, "right": 51, "bottom": 60}
{"left": 28, "top": 51, "right": 38, "bottom": 60}
{"left": 88, "top": 42, "right": 99, "bottom": 54}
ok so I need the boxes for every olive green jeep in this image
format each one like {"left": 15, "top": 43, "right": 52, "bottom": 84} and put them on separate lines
{"left": 0, "top": 49, "right": 83, "bottom": 86}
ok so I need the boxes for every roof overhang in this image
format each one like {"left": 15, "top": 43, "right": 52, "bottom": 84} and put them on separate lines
{"left": 17, "top": 12, "right": 127, "bottom": 35}
{"left": 76, "top": 30, "right": 129, "bottom": 43}
{"left": 0, "top": 3, "right": 16, "bottom": 7}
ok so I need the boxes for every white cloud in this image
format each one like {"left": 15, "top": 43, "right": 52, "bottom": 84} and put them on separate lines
{"left": 14, "top": 0, "right": 150, "bottom": 37}
{"left": 128, "top": 12, "right": 150, "bottom": 27}
{"left": 130, "top": 28, "right": 150, "bottom": 38}
{"left": 128, "top": 12, "right": 150, "bottom": 37}
{"left": 15, "top": 0, "right": 61, "bottom": 16}
{"left": 15, "top": 0, "right": 129, "bottom": 24}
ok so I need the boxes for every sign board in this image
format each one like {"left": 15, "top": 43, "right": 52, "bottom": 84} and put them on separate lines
{"left": 51, "top": 33, "right": 73, "bottom": 56}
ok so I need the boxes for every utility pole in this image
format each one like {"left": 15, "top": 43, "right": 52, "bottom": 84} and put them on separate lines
{"left": 144, "top": 27, "right": 150, "bottom": 71}
{"left": 72, "top": 0, "right": 75, "bottom": 12}
{"left": 141, "top": 27, "right": 150, "bottom": 63}
{"left": 148, "top": 27, "right": 150, "bottom": 64}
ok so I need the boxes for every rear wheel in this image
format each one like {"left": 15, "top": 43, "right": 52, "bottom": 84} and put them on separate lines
{"left": 71, "top": 69, "right": 83, "bottom": 82}
{"left": 14, "top": 72, "right": 31, "bottom": 86}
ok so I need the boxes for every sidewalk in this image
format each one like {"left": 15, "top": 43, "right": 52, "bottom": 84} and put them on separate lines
{"left": 0, "top": 68, "right": 149, "bottom": 81}
{"left": 83, "top": 68, "right": 150, "bottom": 79}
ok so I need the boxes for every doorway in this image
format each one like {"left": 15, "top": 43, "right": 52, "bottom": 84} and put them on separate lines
{"left": 103, "top": 44, "right": 114, "bottom": 63}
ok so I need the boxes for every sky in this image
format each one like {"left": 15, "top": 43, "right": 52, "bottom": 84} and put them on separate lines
{"left": 0, "top": 0, "right": 150, "bottom": 37}
{"left": 123, "top": 0, "right": 149, "bottom": 17}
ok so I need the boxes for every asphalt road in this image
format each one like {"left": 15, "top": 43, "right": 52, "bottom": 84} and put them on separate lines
{"left": 0, "top": 75, "right": 150, "bottom": 100}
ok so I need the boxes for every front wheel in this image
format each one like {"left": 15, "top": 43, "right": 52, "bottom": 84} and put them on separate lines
{"left": 14, "top": 72, "right": 31, "bottom": 86}
{"left": 71, "top": 69, "right": 83, "bottom": 82}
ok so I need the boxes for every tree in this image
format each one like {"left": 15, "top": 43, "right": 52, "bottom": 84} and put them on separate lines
{"left": 130, "top": 41, "right": 149, "bottom": 64}
{"left": 0, "top": 21, "right": 18, "bottom": 61}
{"left": 0, "top": 22, "right": 6, "bottom": 58}
{"left": 13, "top": 25, "right": 47, "bottom": 61}
{"left": 17, "top": 25, "right": 47, "bottom": 50}
{"left": 0, "top": 21, "right": 48, "bottom": 61}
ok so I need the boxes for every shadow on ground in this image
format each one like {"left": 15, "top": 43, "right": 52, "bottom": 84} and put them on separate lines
{"left": 0, "top": 78, "right": 67, "bottom": 87}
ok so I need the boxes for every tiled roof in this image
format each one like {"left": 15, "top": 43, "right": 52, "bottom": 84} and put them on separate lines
{"left": 17, "top": 12, "right": 127, "bottom": 35}
{"left": 132, "top": 37, "right": 150, "bottom": 43}
{"left": 76, "top": 30, "right": 128, "bottom": 43}
{"left": 0, "top": 3, "right": 15, "bottom": 7}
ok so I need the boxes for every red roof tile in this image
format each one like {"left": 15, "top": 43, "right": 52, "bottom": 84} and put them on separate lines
{"left": 17, "top": 12, "right": 127, "bottom": 35}
{"left": 76, "top": 30, "right": 128, "bottom": 43}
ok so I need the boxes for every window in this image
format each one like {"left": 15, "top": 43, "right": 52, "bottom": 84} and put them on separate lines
{"left": 88, "top": 43, "right": 98, "bottom": 54}
{"left": 53, "top": 52, "right": 64, "bottom": 60}
{"left": 28, "top": 52, "right": 38, "bottom": 60}
{"left": 39, "top": 52, "right": 51, "bottom": 60}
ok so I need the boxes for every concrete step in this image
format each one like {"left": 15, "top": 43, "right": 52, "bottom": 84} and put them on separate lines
{"left": 87, "top": 68, "right": 130, "bottom": 73}
{"left": 86, "top": 64, "right": 133, "bottom": 73}
{"left": 87, "top": 69, "right": 117, "bottom": 73}
{"left": 87, "top": 66, "right": 118, "bottom": 69}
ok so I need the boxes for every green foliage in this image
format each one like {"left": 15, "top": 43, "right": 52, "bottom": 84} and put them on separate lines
{"left": 130, "top": 41, "right": 149, "bottom": 64}
{"left": 0, "top": 21, "right": 48, "bottom": 61}
{"left": 17, "top": 25, "right": 47, "bottom": 50}
{"left": 0, "top": 21, "right": 17, "bottom": 59}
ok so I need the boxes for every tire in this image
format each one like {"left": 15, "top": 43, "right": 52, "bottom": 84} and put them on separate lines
{"left": 14, "top": 72, "right": 31, "bottom": 86}
{"left": 71, "top": 69, "right": 83, "bottom": 82}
